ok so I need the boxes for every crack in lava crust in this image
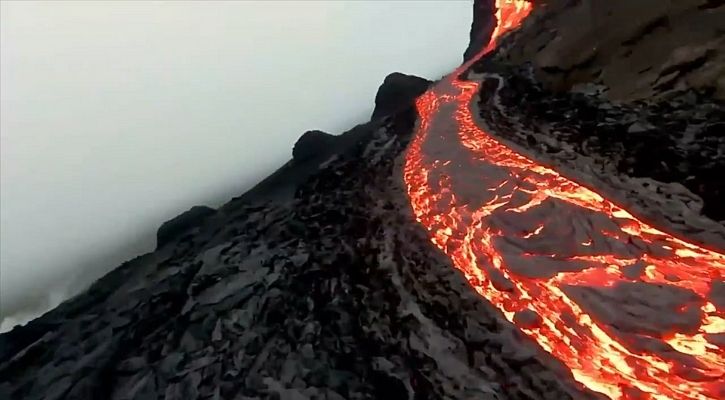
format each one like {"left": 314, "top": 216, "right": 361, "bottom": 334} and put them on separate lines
{"left": 403, "top": 1, "right": 725, "bottom": 399}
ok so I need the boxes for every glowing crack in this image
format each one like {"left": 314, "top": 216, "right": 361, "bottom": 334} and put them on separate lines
{"left": 403, "top": 1, "right": 725, "bottom": 399}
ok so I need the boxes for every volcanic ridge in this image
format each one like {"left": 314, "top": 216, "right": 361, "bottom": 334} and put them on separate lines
{"left": 1, "top": 1, "right": 723, "bottom": 400}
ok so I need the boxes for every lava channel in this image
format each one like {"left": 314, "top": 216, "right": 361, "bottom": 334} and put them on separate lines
{"left": 403, "top": 1, "right": 725, "bottom": 399}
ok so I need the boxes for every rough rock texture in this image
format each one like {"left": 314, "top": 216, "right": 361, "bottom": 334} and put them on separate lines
{"left": 2, "top": 2, "right": 723, "bottom": 399}
{"left": 293, "top": 130, "right": 337, "bottom": 163}
{"left": 494, "top": 0, "right": 725, "bottom": 101}
{"left": 371, "top": 72, "right": 431, "bottom": 120}
{"left": 463, "top": 0, "right": 496, "bottom": 63}
{"left": 460, "top": 0, "right": 725, "bottom": 249}
{"left": 157, "top": 206, "right": 217, "bottom": 249}
{"left": 0, "top": 106, "right": 595, "bottom": 400}
{"left": 463, "top": 62, "right": 725, "bottom": 250}
{"left": 245, "top": 72, "right": 431, "bottom": 203}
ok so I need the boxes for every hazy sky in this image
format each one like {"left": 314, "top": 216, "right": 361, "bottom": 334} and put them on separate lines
{"left": 0, "top": 1, "right": 471, "bottom": 329}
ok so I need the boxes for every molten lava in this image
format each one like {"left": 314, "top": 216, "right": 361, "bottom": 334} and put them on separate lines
{"left": 403, "top": 1, "right": 725, "bottom": 399}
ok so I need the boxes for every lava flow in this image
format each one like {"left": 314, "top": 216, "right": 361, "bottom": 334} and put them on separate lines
{"left": 403, "top": 1, "right": 725, "bottom": 399}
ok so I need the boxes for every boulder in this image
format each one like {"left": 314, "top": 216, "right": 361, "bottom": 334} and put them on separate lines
{"left": 371, "top": 72, "right": 431, "bottom": 120}
{"left": 292, "top": 130, "right": 336, "bottom": 162}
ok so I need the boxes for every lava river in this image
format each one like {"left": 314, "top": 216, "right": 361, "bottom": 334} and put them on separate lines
{"left": 403, "top": 1, "right": 724, "bottom": 399}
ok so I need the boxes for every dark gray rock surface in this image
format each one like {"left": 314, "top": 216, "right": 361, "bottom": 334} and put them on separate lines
{"left": 371, "top": 72, "right": 431, "bottom": 120}
{"left": 463, "top": 0, "right": 496, "bottom": 63}
{"left": 463, "top": 59, "right": 725, "bottom": 249}
{"left": 0, "top": 105, "right": 594, "bottom": 400}
{"left": 292, "top": 130, "right": 336, "bottom": 163}
{"left": 157, "top": 206, "right": 217, "bottom": 249}
{"left": 234, "top": 121, "right": 383, "bottom": 205}
{"left": 3, "top": 2, "right": 721, "bottom": 399}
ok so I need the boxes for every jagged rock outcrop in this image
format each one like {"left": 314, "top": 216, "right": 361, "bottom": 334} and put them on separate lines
{"left": 0, "top": 103, "right": 591, "bottom": 400}
{"left": 463, "top": 0, "right": 496, "bottom": 62}
{"left": 292, "top": 130, "right": 337, "bottom": 162}
{"left": 491, "top": 0, "right": 725, "bottom": 101}
{"left": 371, "top": 72, "right": 431, "bottom": 120}
{"left": 157, "top": 206, "right": 217, "bottom": 249}
{"left": 2, "top": 1, "right": 723, "bottom": 399}
{"left": 464, "top": 62, "right": 725, "bottom": 250}
{"left": 462, "top": 0, "right": 725, "bottom": 245}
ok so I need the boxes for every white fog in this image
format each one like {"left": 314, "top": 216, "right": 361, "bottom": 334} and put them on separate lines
{"left": 0, "top": 1, "right": 471, "bottom": 331}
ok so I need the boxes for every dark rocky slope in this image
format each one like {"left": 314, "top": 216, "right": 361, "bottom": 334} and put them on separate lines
{"left": 462, "top": 0, "right": 725, "bottom": 249}
{"left": 371, "top": 73, "right": 431, "bottom": 120}
{"left": 2, "top": 1, "right": 723, "bottom": 399}
{"left": 493, "top": 0, "right": 725, "bottom": 101}
{"left": 463, "top": 0, "right": 496, "bottom": 63}
{"left": 0, "top": 82, "right": 590, "bottom": 400}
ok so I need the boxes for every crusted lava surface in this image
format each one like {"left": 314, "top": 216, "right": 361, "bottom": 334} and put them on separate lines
{"left": 2, "top": 1, "right": 723, "bottom": 400}
{"left": 0, "top": 106, "right": 593, "bottom": 400}
{"left": 464, "top": 59, "right": 725, "bottom": 250}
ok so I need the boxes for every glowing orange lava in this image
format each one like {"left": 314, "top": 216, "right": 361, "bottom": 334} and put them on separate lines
{"left": 403, "top": 1, "right": 724, "bottom": 399}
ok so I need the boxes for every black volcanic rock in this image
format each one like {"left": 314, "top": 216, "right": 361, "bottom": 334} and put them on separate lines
{"left": 468, "top": 63, "right": 725, "bottom": 248}
{"left": 487, "top": 0, "right": 725, "bottom": 101}
{"left": 371, "top": 72, "right": 431, "bottom": 120}
{"left": 463, "top": 0, "right": 496, "bottom": 62}
{"left": 156, "top": 205, "right": 216, "bottom": 249}
{"left": 292, "top": 129, "right": 336, "bottom": 162}
{"left": 5, "top": 1, "right": 722, "bottom": 399}
{"left": 0, "top": 105, "right": 590, "bottom": 400}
